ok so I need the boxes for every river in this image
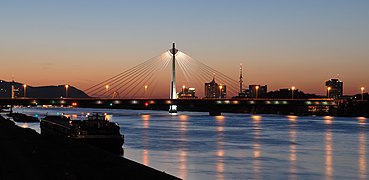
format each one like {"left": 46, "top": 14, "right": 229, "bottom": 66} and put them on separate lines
{"left": 12, "top": 107, "right": 367, "bottom": 180}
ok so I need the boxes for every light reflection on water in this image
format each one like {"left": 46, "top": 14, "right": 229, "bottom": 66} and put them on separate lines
{"left": 325, "top": 123, "right": 333, "bottom": 180}
{"left": 252, "top": 115, "right": 262, "bottom": 180}
{"left": 358, "top": 118, "right": 367, "bottom": 179}
{"left": 21, "top": 122, "right": 29, "bottom": 128}
{"left": 216, "top": 115, "right": 225, "bottom": 180}
{"left": 289, "top": 117, "right": 297, "bottom": 180}
{"left": 12, "top": 107, "right": 369, "bottom": 180}
{"left": 143, "top": 149, "right": 149, "bottom": 166}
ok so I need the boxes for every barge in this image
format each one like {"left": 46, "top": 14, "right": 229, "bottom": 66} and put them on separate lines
{"left": 40, "top": 113, "right": 124, "bottom": 154}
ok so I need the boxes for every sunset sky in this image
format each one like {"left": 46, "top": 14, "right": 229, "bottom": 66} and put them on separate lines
{"left": 1, "top": 0, "right": 368, "bottom": 96}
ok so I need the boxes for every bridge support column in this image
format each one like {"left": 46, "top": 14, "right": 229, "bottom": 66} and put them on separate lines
{"left": 169, "top": 43, "right": 178, "bottom": 114}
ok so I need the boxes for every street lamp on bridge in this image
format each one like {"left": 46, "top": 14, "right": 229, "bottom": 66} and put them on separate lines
{"left": 105, "top": 85, "right": 109, "bottom": 98}
{"left": 327, "top": 87, "right": 331, "bottom": 98}
{"left": 255, "top": 86, "right": 259, "bottom": 99}
{"left": 144, "top": 85, "right": 148, "bottom": 98}
{"left": 65, "top": 84, "right": 69, "bottom": 98}
{"left": 361, "top": 87, "right": 365, "bottom": 101}
{"left": 219, "top": 85, "right": 223, "bottom": 99}
{"left": 23, "top": 84, "right": 27, "bottom": 98}
{"left": 291, "top": 86, "right": 295, "bottom": 99}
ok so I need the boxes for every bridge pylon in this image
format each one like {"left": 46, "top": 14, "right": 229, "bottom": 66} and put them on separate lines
{"left": 169, "top": 43, "right": 178, "bottom": 113}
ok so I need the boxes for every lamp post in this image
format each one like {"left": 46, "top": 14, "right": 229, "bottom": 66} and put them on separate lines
{"left": 291, "top": 86, "right": 295, "bottom": 99}
{"left": 255, "top": 86, "right": 259, "bottom": 99}
{"left": 219, "top": 85, "right": 223, "bottom": 98}
{"left": 105, "top": 85, "right": 109, "bottom": 98}
{"left": 182, "top": 85, "right": 185, "bottom": 93}
{"left": 327, "top": 87, "right": 331, "bottom": 98}
{"left": 65, "top": 84, "right": 69, "bottom": 98}
{"left": 23, "top": 84, "right": 27, "bottom": 98}
{"left": 361, "top": 87, "right": 365, "bottom": 101}
{"left": 144, "top": 85, "right": 148, "bottom": 98}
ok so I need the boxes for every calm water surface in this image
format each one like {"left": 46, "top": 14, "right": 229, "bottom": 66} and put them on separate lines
{"left": 13, "top": 107, "right": 368, "bottom": 180}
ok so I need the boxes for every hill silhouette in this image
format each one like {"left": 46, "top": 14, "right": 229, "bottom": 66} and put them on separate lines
{"left": 0, "top": 80, "right": 89, "bottom": 98}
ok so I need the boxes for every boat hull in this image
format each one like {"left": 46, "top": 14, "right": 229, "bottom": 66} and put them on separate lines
{"left": 40, "top": 118, "right": 124, "bottom": 155}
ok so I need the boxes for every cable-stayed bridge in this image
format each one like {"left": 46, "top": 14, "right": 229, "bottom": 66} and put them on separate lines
{"left": 1, "top": 43, "right": 337, "bottom": 115}
{"left": 84, "top": 43, "right": 239, "bottom": 100}
{"left": 1, "top": 98, "right": 337, "bottom": 116}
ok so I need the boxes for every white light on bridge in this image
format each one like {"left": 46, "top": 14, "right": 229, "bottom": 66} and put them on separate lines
{"left": 282, "top": 101, "right": 288, "bottom": 104}
{"left": 113, "top": 100, "right": 121, "bottom": 104}
{"left": 223, "top": 100, "right": 230, "bottom": 104}
{"left": 166, "top": 100, "right": 172, "bottom": 104}
{"left": 131, "top": 100, "right": 139, "bottom": 104}
{"left": 96, "top": 100, "right": 103, "bottom": 104}
{"left": 306, "top": 101, "right": 312, "bottom": 105}
{"left": 265, "top": 101, "right": 271, "bottom": 104}
{"left": 216, "top": 100, "right": 222, "bottom": 104}
{"left": 249, "top": 101, "right": 255, "bottom": 104}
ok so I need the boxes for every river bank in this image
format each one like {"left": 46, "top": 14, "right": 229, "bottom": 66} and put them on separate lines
{"left": 0, "top": 115, "right": 180, "bottom": 180}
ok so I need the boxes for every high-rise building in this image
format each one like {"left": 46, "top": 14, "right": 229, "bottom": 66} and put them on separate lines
{"left": 205, "top": 78, "right": 226, "bottom": 98}
{"left": 178, "top": 87, "right": 197, "bottom": 98}
{"left": 325, "top": 79, "right": 343, "bottom": 99}
{"left": 249, "top": 85, "right": 267, "bottom": 98}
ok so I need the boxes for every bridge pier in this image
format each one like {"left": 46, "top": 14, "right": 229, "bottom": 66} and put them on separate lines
{"left": 169, "top": 43, "right": 179, "bottom": 114}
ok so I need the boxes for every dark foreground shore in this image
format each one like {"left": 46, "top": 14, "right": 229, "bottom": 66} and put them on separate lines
{"left": 0, "top": 115, "right": 180, "bottom": 180}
